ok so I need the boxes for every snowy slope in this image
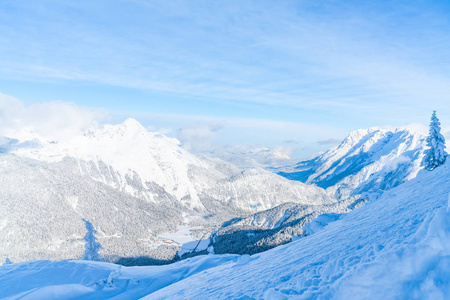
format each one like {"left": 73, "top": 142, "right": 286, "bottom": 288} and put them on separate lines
{"left": 224, "top": 196, "right": 364, "bottom": 231}
{"left": 11, "top": 118, "right": 332, "bottom": 210}
{"left": 1, "top": 119, "right": 333, "bottom": 263}
{"left": 1, "top": 160, "right": 448, "bottom": 299}
{"left": 149, "top": 163, "right": 449, "bottom": 299}
{"left": 206, "top": 197, "right": 364, "bottom": 256}
{"left": 279, "top": 127, "right": 426, "bottom": 198}
{"left": 0, "top": 155, "right": 185, "bottom": 264}
{"left": 0, "top": 255, "right": 242, "bottom": 300}
{"left": 12, "top": 118, "right": 211, "bottom": 207}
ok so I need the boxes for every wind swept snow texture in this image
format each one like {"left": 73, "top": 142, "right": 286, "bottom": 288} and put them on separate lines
{"left": 279, "top": 127, "right": 425, "bottom": 199}
{"left": 1, "top": 162, "right": 449, "bottom": 299}
{"left": 0, "top": 255, "right": 241, "bottom": 300}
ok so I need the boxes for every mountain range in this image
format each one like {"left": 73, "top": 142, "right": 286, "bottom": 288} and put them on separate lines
{"left": 0, "top": 120, "right": 432, "bottom": 265}
{"left": 278, "top": 127, "right": 425, "bottom": 199}
{"left": 0, "top": 118, "right": 333, "bottom": 264}
{"left": 2, "top": 145, "right": 448, "bottom": 299}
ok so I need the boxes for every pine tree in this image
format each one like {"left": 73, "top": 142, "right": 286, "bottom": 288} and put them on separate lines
{"left": 82, "top": 219, "right": 103, "bottom": 261}
{"left": 422, "top": 111, "right": 448, "bottom": 171}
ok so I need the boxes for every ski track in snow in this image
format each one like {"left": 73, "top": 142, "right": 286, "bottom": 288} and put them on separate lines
{"left": 1, "top": 162, "right": 449, "bottom": 299}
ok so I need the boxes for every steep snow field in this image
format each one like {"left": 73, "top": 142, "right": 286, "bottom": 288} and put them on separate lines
{"left": 1, "top": 161, "right": 448, "bottom": 299}
{"left": 145, "top": 162, "right": 450, "bottom": 299}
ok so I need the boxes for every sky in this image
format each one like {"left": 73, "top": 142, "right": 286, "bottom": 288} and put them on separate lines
{"left": 0, "top": 0, "right": 449, "bottom": 158}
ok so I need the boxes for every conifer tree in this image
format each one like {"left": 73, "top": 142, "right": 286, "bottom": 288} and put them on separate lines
{"left": 422, "top": 111, "right": 447, "bottom": 170}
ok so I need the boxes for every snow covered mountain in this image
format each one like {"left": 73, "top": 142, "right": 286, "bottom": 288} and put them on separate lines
{"left": 0, "top": 119, "right": 333, "bottom": 263}
{"left": 278, "top": 127, "right": 426, "bottom": 199}
{"left": 208, "top": 146, "right": 298, "bottom": 170}
{"left": 2, "top": 154, "right": 448, "bottom": 299}
{"left": 207, "top": 196, "right": 364, "bottom": 256}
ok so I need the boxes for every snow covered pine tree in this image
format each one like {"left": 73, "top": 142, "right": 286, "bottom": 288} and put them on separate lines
{"left": 422, "top": 111, "right": 448, "bottom": 171}
{"left": 82, "top": 219, "right": 103, "bottom": 261}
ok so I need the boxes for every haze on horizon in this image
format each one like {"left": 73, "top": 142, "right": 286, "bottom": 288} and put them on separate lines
{"left": 0, "top": 0, "right": 449, "bottom": 158}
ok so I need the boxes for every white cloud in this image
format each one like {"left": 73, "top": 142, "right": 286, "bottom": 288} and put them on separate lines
{"left": 176, "top": 122, "right": 223, "bottom": 153}
{"left": 158, "top": 127, "right": 173, "bottom": 135}
{"left": 443, "top": 126, "right": 450, "bottom": 142}
{"left": 0, "top": 93, "right": 104, "bottom": 142}
{"left": 2, "top": 0, "right": 449, "bottom": 119}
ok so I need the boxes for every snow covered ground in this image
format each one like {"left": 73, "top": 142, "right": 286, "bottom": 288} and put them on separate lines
{"left": 158, "top": 226, "right": 210, "bottom": 256}
{"left": 1, "top": 161, "right": 448, "bottom": 299}
{"left": 0, "top": 255, "right": 241, "bottom": 300}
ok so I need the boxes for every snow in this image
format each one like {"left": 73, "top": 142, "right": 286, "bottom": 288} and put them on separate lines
{"left": 147, "top": 162, "right": 450, "bottom": 299}
{"left": 158, "top": 226, "right": 198, "bottom": 246}
{"left": 423, "top": 111, "right": 448, "bottom": 170}
{"left": 207, "top": 146, "right": 298, "bottom": 170}
{"left": 1, "top": 119, "right": 334, "bottom": 263}
{"left": 9, "top": 118, "right": 333, "bottom": 211}
{"left": 2, "top": 161, "right": 449, "bottom": 299}
{"left": 178, "top": 240, "right": 210, "bottom": 257}
{"left": 0, "top": 255, "right": 241, "bottom": 299}
{"left": 278, "top": 127, "right": 426, "bottom": 199}
{"left": 158, "top": 226, "right": 210, "bottom": 256}
{"left": 13, "top": 118, "right": 207, "bottom": 207}
{"left": 302, "top": 213, "right": 342, "bottom": 235}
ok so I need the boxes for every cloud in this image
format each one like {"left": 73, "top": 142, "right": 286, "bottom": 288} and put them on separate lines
{"left": 2, "top": 0, "right": 450, "bottom": 122}
{"left": 158, "top": 127, "right": 173, "bottom": 135}
{"left": 114, "top": 109, "right": 351, "bottom": 157}
{"left": 0, "top": 93, "right": 348, "bottom": 158}
{"left": 443, "top": 127, "right": 450, "bottom": 142}
{"left": 176, "top": 122, "right": 223, "bottom": 153}
{"left": 316, "top": 138, "right": 342, "bottom": 146}
{"left": 0, "top": 93, "right": 104, "bottom": 142}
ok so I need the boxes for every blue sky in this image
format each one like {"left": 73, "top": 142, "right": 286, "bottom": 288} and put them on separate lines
{"left": 0, "top": 0, "right": 449, "bottom": 157}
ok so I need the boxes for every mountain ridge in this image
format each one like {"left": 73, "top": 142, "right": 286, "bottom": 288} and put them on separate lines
{"left": 2, "top": 150, "right": 448, "bottom": 299}
{"left": 0, "top": 118, "right": 334, "bottom": 263}
{"left": 278, "top": 126, "right": 426, "bottom": 198}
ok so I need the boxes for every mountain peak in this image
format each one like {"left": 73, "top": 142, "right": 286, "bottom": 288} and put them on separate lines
{"left": 121, "top": 118, "right": 145, "bottom": 130}
{"left": 279, "top": 125, "right": 426, "bottom": 198}
{"left": 107, "top": 118, "right": 148, "bottom": 136}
